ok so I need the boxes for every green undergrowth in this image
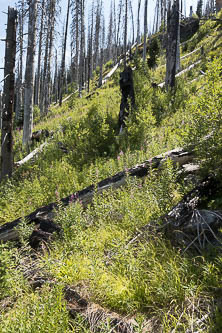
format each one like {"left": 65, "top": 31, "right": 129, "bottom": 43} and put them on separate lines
{"left": 1, "top": 17, "right": 222, "bottom": 331}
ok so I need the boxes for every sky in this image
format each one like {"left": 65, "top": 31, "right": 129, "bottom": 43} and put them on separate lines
{"left": 0, "top": 0, "right": 198, "bottom": 89}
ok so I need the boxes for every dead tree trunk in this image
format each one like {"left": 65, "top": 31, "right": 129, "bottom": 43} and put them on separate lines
{"left": 143, "top": 0, "right": 148, "bottom": 62}
{"left": 0, "top": 7, "right": 17, "bottom": 181}
{"left": 124, "top": 0, "right": 128, "bottom": 68}
{"left": 35, "top": 0, "right": 45, "bottom": 106}
{"left": 22, "top": 0, "right": 38, "bottom": 147}
{"left": 0, "top": 90, "right": 2, "bottom": 129}
{"left": 165, "top": 0, "right": 179, "bottom": 90}
{"left": 137, "top": 0, "right": 141, "bottom": 45}
{"left": 119, "top": 66, "right": 135, "bottom": 133}
{"left": 59, "top": 0, "right": 71, "bottom": 106}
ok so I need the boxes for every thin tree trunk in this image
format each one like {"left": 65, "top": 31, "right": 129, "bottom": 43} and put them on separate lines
{"left": 1, "top": 7, "right": 17, "bottom": 180}
{"left": 143, "top": 0, "right": 148, "bottom": 62}
{"left": 59, "top": 0, "right": 71, "bottom": 106}
{"left": 0, "top": 90, "right": 2, "bottom": 129}
{"left": 22, "top": 0, "right": 38, "bottom": 147}
{"left": 15, "top": 2, "right": 24, "bottom": 121}
{"left": 124, "top": 0, "right": 128, "bottom": 68}
{"left": 116, "top": 0, "right": 122, "bottom": 61}
{"left": 44, "top": 0, "right": 56, "bottom": 113}
{"left": 98, "top": 17, "right": 105, "bottom": 87}
{"left": 129, "top": 0, "right": 135, "bottom": 44}
{"left": 78, "top": 0, "right": 85, "bottom": 97}
{"left": 165, "top": 0, "right": 179, "bottom": 90}
{"left": 35, "top": 0, "right": 45, "bottom": 106}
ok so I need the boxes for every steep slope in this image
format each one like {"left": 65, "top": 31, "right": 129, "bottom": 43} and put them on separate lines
{"left": 1, "top": 16, "right": 222, "bottom": 332}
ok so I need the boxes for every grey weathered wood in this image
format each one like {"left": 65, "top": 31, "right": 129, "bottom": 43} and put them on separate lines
{"left": 143, "top": 0, "right": 148, "bottom": 62}
{"left": 59, "top": 0, "right": 71, "bottom": 105}
{"left": 15, "top": 142, "right": 48, "bottom": 167}
{"left": 0, "top": 7, "right": 17, "bottom": 181}
{"left": 165, "top": 0, "right": 179, "bottom": 89}
{"left": 22, "top": 0, "right": 38, "bottom": 146}
{"left": 158, "top": 60, "right": 201, "bottom": 88}
{"left": 0, "top": 147, "right": 193, "bottom": 242}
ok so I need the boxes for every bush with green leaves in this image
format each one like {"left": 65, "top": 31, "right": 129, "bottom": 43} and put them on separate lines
{"left": 183, "top": 56, "right": 222, "bottom": 173}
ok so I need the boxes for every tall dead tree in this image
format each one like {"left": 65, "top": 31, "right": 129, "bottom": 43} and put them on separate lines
{"left": 59, "top": 0, "right": 71, "bottom": 105}
{"left": 35, "top": 0, "right": 45, "bottom": 106}
{"left": 0, "top": 91, "right": 2, "bottom": 129}
{"left": 15, "top": 0, "right": 25, "bottom": 123}
{"left": 116, "top": 0, "right": 123, "bottom": 60}
{"left": 165, "top": 0, "right": 179, "bottom": 90}
{"left": 44, "top": 0, "right": 56, "bottom": 113}
{"left": 129, "top": 0, "right": 135, "bottom": 45}
{"left": 143, "top": 0, "right": 148, "bottom": 62}
{"left": 107, "top": 1, "right": 114, "bottom": 62}
{"left": 98, "top": 16, "right": 105, "bottom": 87}
{"left": 137, "top": 0, "right": 141, "bottom": 45}
{"left": 78, "top": 0, "right": 85, "bottom": 97}
{"left": 93, "top": 0, "right": 102, "bottom": 70}
{"left": 22, "top": 0, "right": 38, "bottom": 147}
{"left": 124, "top": 0, "right": 128, "bottom": 68}
{"left": 87, "top": 5, "right": 93, "bottom": 92}
{"left": 1, "top": 7, "right": 17, "bottom": 181}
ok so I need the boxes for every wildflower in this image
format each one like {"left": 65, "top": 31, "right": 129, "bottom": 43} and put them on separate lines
{"left": 69, "top": 194, "right": 75, "bottom": 203}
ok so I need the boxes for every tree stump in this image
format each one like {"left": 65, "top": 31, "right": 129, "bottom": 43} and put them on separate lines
{"left": 119, "top": 66, "right": 135, "bottom": 132}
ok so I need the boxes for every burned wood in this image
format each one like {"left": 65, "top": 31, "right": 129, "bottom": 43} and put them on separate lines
{"left": 140, "top": 175, "right": 222, "bottom": 252}
{"left": 0, "top": 147, "right": 193, "bottom": 242}
{"left": 0, "top": 7, "right": 17, "bottom": 181}
{"left": 165, "top": 0, "right": 180, "bottom": 89}
{"left": 119, "top": 66, "right": 135, "bottom": 132}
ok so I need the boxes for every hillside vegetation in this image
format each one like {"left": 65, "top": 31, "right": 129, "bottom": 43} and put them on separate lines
{"left": 1, "top": 16, "right": 222, "bottom": 332}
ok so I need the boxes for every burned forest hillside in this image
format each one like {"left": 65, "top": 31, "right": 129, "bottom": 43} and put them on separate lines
{"left": 1, "top": 4, "right": 222, "bottom": 332}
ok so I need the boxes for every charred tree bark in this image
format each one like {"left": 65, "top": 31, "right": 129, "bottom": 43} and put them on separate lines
{"left": 140, "top": 176, "right": 222, "bottom": 253}
{"left": 15, "top": 1, "right": 24, "bottom": 122}
{"left": 0, "top": 7, "right": 17, "bottom": 181}
{"left": 119, "top": 66, "right": 135, "bottom": 132}
{"left": 165, "top": 0, "right": 179, "bottom": 90}
{"left": 0, "top": 90, "right": 2, "bottom": 129}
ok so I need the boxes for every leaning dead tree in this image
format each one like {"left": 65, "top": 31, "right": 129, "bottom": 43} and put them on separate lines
{"left": 165, "top": 0, "right": 180, "bottom": 89}
{"left": 0, "top": 7, "right": 17, "bottom": 181}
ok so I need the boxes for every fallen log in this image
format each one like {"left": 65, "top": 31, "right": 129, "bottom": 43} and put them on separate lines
{"left": 15, "top": 142, "right": 49, "bottom": 167}
{"left": 158, "top": 60, "right": 202, "bottom": 88}
{"left": 180, "top": 47, "right": 201, "bottom": 60}
{"left": 0, "top": 147, "right": 193, "bottom": 242}
{"left": 138, "top": 175, "right": 222, "bottom": 253}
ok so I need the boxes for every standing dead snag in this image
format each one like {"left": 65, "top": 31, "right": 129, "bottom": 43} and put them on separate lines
{"left": 165, "top": 0, "right": 180, "bottom": 89}
{"left": 23, "top": 0, "right": 38, "bottom": 147}
{"left": 119, "top": 66, "right": 135, "bottom": 133}
{"left": 0, "top": 7, "right": 17, "bottom": 181}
